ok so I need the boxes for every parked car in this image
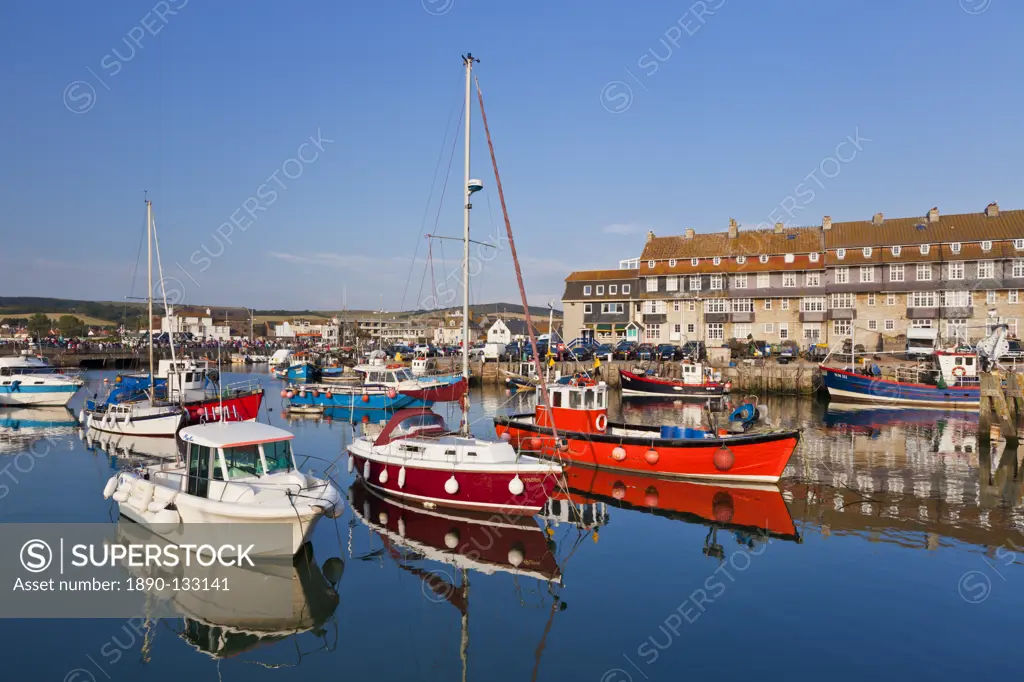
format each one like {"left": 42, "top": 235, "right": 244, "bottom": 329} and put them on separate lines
{"left": 567, "top": 345, "right": 592, "bottom": 361}
{"left": 1002, "top": 339, "right": 1023, "bottom": 361}
{"left": 656, "top": 343, "right": 679, "bottom": 360}
{"left": 593, "top": 343, "right": 614, "bottom": 360}
{"left": 636, "top": 344, "right": 656, "bottom": 361}
{"left": 468, "top": 347, "right": 485, "bottom": 361}
{"left": 613, "top": 341, "right": 638, "bottom": 360}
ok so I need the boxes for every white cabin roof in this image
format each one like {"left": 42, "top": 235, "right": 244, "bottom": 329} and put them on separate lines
{"left": 179, "top": 422, "right": 293, "bottom": 449}
{"left": 0, "top": 355, "right": 50, "bottom": 369}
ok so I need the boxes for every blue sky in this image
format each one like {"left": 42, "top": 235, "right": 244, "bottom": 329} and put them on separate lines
{"left": 1, "top": 0, "right": 1021, "bottom": 311}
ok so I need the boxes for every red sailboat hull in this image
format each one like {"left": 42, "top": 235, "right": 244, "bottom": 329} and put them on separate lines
{"left": 494, "top": 414, "right": 797, "bottom": 483}
{"left": 350, "top": 453, "right": 558, "bottom": 515}
{"left": 182, "top": 390, "right": 264, "bottom": 423}
{"left": 400, "top": 377, "right": 468, "bottom": 403}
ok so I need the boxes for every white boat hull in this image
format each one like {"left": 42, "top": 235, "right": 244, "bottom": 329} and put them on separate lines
{"left": 85, "top": 409, "right": 183, "bottom": 437}
{"left": 0, "top": 383, "right": 80, "bottom": 407}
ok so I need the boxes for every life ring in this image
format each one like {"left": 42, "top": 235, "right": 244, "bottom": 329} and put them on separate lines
{"left": 594, "top": 414, "right": 608, "bottom": 432}
{"left": 573, "top": 376, "right": 596, "bottom": 387}
{"left": 951, "top": 366, "right": 966, "bottom": 377}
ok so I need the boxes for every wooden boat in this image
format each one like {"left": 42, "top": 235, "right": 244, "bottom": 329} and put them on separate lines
{"left": 494, "top": 379, "right": 799, "bottom": 484}
{"left": 619, "top": 360, "right": 730, "bottom": 399}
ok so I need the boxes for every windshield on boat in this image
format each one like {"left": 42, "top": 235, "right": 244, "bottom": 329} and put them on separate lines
{"left": 393, "top": 369, "right": 414, "bottom": 381}
{"left": 391, "top": 413, "right": 446, "bottom": 438}
{"left": 263, "top": 440, "right": 294, "bottom": 474}
{"left": 221, "top": 444, "right": 264, "bottom": 479}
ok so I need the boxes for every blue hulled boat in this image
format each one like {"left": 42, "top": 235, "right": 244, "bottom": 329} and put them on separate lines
{"left": 285, "top": 384, "right": 427, "bottom": 410}
{"left": 821, "top": 350, "right": 980, "bottom": 408}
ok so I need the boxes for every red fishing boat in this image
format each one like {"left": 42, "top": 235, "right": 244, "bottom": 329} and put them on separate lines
{"left": 619, "top": 360, "right": 730, "bottom": 399}
{"left": 494, "top": 379, "right": 799, "bottom": 483}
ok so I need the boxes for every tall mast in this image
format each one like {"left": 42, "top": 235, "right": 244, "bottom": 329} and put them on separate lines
{"left": 146, "top": 199, "right": 155, "bottom": 402}
{"left": 461, "top": 53, "right": 477, "bottom": 382}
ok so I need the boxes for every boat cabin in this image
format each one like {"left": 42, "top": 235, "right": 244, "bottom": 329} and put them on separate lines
{"left": 355, "top": 364, "right": 416, "bottom": 387}
{"left": 935, "top": 351, "right": 980, "bottom": 385}
{"left": 178, "top": 422, "right": 298, "bottom": 498}
{"left": 534, "top": 379, "right": 609, "bottom": 433}
{"left": 411, "top": 356, "right": 437, "bottom": 376}
{"left": 372, "top": 408, "right": 448, "bottom": 446}
{"left": 678, "top": 362, "right": 715, "bottom": 386}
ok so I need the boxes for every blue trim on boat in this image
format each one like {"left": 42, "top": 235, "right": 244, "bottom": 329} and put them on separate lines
{"left": 821, "top": 366, "right": 979, "bottom": 406}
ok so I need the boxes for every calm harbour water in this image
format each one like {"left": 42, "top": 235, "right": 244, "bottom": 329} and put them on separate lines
{"left": 1, "top": 368, "right": 1022, "bottom": 681}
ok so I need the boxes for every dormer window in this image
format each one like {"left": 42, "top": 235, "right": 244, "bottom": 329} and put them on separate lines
{"left": 951, "top": 242, "right": 961, "bottom": 254}
{"left": 759, "top": 255, "right": 769, "bottom": 264}
{"left": 691, "top": 258, "right": 699, "bottom": 266}
{"left": 836, "top": 249, "right": 846, "bottom": 259}
{"left": 862, "top": 247, "right": 872, "bottom": 257}
{"left": 981, "top": 241, "right": 992, "bottom": 251}
{"left": 736, "top": 256, "right": 746, "bottom": 264}
{"left": 712, "top": 257, "right": 721, "bottom": 265}
{"left": 784, "top": 254, "right": 794, "bottom": 263}
{"left": 809, "top": 253, "right": 819, "bottom": 263}
{"left": 891, "top": 246, "right": 901, "bottom": 256}
{"left": 668, "top": 259, "right": 677, "bottom": 267}
{"left": 920, "top": 244, "right": 930, "bottom": 255}
{"left": 1015, "top": 239, "right": 1024, "bottom": 250}
{"left": 648, "top": 260, "right": 655, "bottom": 268}
{"left": 583, "top": 286, "right": 592, "bottom": 296}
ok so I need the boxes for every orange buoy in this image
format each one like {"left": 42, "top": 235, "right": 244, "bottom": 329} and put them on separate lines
{"left": 361, "top": 393, "right": 370, "bottom": 403}
{"left": 325, "top": 391, "right": 333, "bottom": 399}
{"left": 611, "top": 446, "right": 626, "bottom": 461}
{"left": 611, "top": 481, "right": 627, "bottom": 500}
{"left": 529, "top": 437, "right": 543, "bottom": 451}
{"left": 280, "top": 389, "right": 288, "bottom": 398}
{"left": 285, "top": 390, "right": 294, "bottom": 399}
{"left": 644, "top": 449, "right": 659, "bottom": 465}
{"left": 644, "top": 486, "right": 659, "bottom": 507}
{"left": 712, "top": 491, "right": 734, "bottom": 523}
{"left": 312, "top": 390, "right": 320, "bottom": 398}
{"left": 361, "top": 414, "right": 370, "bottom": 423}
{"left": 386, "top": 388, "right": 397, "bottom": 399}
{"left": 713, "top": 446, "right": 734, "bottom": 471}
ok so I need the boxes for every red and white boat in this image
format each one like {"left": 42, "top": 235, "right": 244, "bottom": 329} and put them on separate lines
{"left": 348, "top": 408, "right": 562, "bottom": 514}
{"left": 619, "top": 360, "right": 730, "bottom": 399}
{"left": 494, "top": 379, "right": 799, "bottom": 484}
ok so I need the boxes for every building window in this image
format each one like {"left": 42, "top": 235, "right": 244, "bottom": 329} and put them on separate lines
{"left": 583, "top": 285, "right": 592, "bottom": 296}
{"left": 781, "top": 299, "right": 790, "bottom": 310}
{"left": 668, "top": 259, "right": 677, "bottom": 267}
{"left": 1013, "top": 260, "right": 1024, "bottom": 278}
{"left": 709, "top": 274, "right": 723, "bottom": 290}
{"left": 945, "top": 319, "right": 967, "bottom": 338}
{"left": 868, "top": 293, "right": 876, "bottom": 306}
{"left": 645, "top": 324, "right": 660, "bottom": 341}
{"left": 987, "top": 290, "right": 997, "bottom": 304}
{"left": 976, "top": 261, "right": 994, "bottom": 279}
{"left": 622, "top": 284, "right": 631, "bottom": 294}
{"left": 802, "top": 323, "right": 821, "bottom": 340}
{"left": 689, "top": 275, "right": 702, "bottom": 291}
{"left": 911, "top": 291, "right": 936, "bottom": 308}
{"left": 732, "top": 298, "right": 754, "bottom": 313}
{"left": 860, "top": 266, "right": 874, "bottom": 283}
{"left": 646, "top": 277, "right": 658, "bottom": 292}
{"left": 982, "top": 241, "right": 992, "bottom": 251}
{"left": 687, "top": 301, "right": 695, "bottom": 312}
{"left": 940, "top": 290, "right": 973, "bottom": 308}
{"left": 644, "top": 300, "right": 667, "bottom": 314}
{"left": 785, "top": 254, "right": 795, "bottom": 263}
{"left": 609, "top": 284, "right": 618, "bottom": 295}
{"left": 806, "top": 272, "right": 821, "bottom": 287}
{"left": 596, "top": 285, "right": 604, "bottom": 295}
{"left": 951, "top": 242, "right": 961, "bottom": 254}
{"left": 733, "top": 323, "right": 752, "bottom": 339}
{"left": 686, "top": 323, "right": 696, "bottom": 334}
{"left": 779, "top": 323, "right": 789, "bottom": 340}
{"left": 1010, "top": 290, "right": 1020, "bottom": 304}
{"left": 704, "top": 299, "right": 728, "bottom": 313}
{"left": 713, "top": 257, "right": 721, "bottom": 265}
{"left": 837, "top": 249, "right": 846, "bottom": 260}
{"left": 809, "top": 253, "right": 820, "bottom": 263}
{"left": 648, "top": 260, "right": 655, "bottom": 268}
{"left": 868, "top": 320, "right": 878, "bottom": 331}
{"left": 863, "top": 247, "right": 873, "bottom": 257}
{"left": 835, "top": 267, "right": 850, "bottom": 284}
{"left": 782, "top": 273, "right": 796, "bottom": 287}
{"left": 886, "top": 293, "right": 896, "bottom": 306}
{"left": 757, "top": 273, "right": 770, "bottom": 288}
{"left": 920, "top": 244, "right": 931, "bottom": 255}
{"left": 601, "top": 302, "right": 625, "bottom": 314}
{"left": 889, "top": 264, "right": 904, "bottom": 282}
{"left": 621, "top": 258, "right": 640, "bottom": 269}
{"left": 733, "top": 273, "right": 748, "bottom": 289}
{"left": 831, "top": 293, "right": 855, "bottom": 309}
{"left": 833, "top": 320, "right": 852, "bottom": 337}
{"left": 891, "top": 246, "right": 901, "bottom": 256}
{"left": 736, "top": 255, "right": 746, "bottom": 264}
{"left": 801, "top": 297, "right": 826, "bottom": 312}
{"left": 884, "top": 319, "right": 895, "bottom": 331}
{"left": 672, "top": 300, "right": 680, "bottom": 312}
{"left": 948, "top": 262, "right": 965, "bottom": 280}
{"left": 666, "top": 276, "right": 679, "bottom": 292}
{"left": 584, "top": 304, "right": 592, "bottom": 313}
{"left": 706, "top": 323, "right": 724, "bottom": 341}
{"left": 759, "top": 255, "right": 769, "bottom": 264}
{"left": 764, "top": 299, "right": 772, "bottom": 311}
{"left": 1015, "top": 239, "right": 1024, "bottom": 250}
{"left": 916, "top": 264, "right": 932, "bottom": 281}
{"left": 673, "top": 323, "right": 681, "bottom": 335}
{"left": 691, "top": 258, "right": 700, "bottom": 266}
{"left": 764, "top": 323, "right": 775, "bottom": 334}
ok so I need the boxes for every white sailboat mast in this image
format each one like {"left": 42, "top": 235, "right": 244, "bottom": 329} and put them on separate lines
{"left": 146, "top": 199, "right": 155, "bottom": 402}
{"left": 461, "top": 53, "right": 476, "bottom": 382}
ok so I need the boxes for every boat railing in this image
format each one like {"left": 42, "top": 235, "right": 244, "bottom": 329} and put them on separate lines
{"left": 218, "top": 379, "right": 263, "bottom": 395}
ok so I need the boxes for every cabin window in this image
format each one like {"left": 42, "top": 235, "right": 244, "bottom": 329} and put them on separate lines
{"left": 955, "top": 357, "right": 963, "bottom": 366}
{"left": 263, "top": 440, "right": 294, "bottom": 474}
{"left": 569, "top": 391, "right": 582, "bottom": 409}
{"left": 597, "top": 392, "right": 604, "bottom": 408}
{"left": 184, "top": 372, "right": 193, "bottom": 382}
{"left": 966, "top": 357, "right": 974, "bottom": 366}
{"left": 222, "top": 445, "right": 264, "bottom": 479}
{"left": 445, "top": 449, "right": 457, "bottom": 456}
{"left": 584, "top": 390, "right": 595, "bottom": 409}
{"left": 386, "top": 372, "right": 397, "bottom": 382}
{"left": 188, "top": 445, "right": 213, "bottom": 495}
{"left": 552, "top": 391, "right": 563, "bottom": 407}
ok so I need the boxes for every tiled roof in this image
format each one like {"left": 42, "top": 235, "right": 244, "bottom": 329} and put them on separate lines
{"left": 825, "top": 241, "right": 1022, "bottom": 266}
{"left": 823, "top": 208, "right": 1024, "bottom": 248}
{"left": 565, "top": 269, "right": 638, "bottom": 282}
{"left": 643, "top": 253, "right": 824, "bottom": 275}
{"left": 640, "top": 227, "right": 822, "bottom": 260}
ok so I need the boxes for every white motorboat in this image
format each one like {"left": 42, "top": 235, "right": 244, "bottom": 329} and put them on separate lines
{"left": 103, "top": 421, "right": 343, "bottom": 556}
{"left": 0, "top": 353, "right": 84, "bottom": 407}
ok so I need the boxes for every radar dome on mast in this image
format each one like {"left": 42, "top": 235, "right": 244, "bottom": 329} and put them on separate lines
{"left": 468, "top": 178, "right": 483, "bottom": 193}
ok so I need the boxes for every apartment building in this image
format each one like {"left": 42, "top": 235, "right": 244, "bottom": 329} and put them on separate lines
{"left": 562, "top": 204, "right": 1023, "bottom": 348}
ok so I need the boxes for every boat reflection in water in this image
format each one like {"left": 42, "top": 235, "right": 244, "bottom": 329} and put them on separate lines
{"left": 0, "top": 406, "right": 78, "bottom": 455}
{"left": 112, "top": 518, "right": 343, "bottom": 663}
{"left": 87, "top": 429, "right": 183, "bottom": 466}
{"left": 545, "top": 466, "right": 800, "bottom": 555}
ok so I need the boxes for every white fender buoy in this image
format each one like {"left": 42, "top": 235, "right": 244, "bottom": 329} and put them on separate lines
{"left": 112, "top": 490, "right": 129, "bottom": 503}
{"left": 347, "top": 455, "right": 354, "bottom": 474}
{"left": 363, "top": 461, "right": 371, "bottom": 480}
{"left": 500, "top": 432, "right": 511, "bottom": 442}
{"left": 508, "top": 542, "right": 525, "bottom": 567}
{"left": 508, "top": 475, "right": 525, "bottom": 496}
{"left": 78, "top": 410, "right": 85, "bottom": 424}
{"left": 379, "top": 468, "right": 389, "bottom": 484}
{"left": 378, "top": 511, "right": 388, "bottom": 525}
{"left": 102, "top": 476, "right": 118, "bottom": 499}
{"left": 398, "top": 466, "right": 406, "bottom": 489}
{"left": 147, "top": 500, "right": 169, "bottom": 513}
{"left": 398, "top": 517, "right": 406, "bottom": 537}
{"left": 445, "top": 529, "right": 460, "bottom": 548}
{"left": 611, "top": 446, "right": 627, "bottom": 461}
{"left": 444, "top": 475, "right": 459, "bottom": 495}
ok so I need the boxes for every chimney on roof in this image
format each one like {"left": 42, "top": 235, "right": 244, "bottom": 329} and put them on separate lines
{"left": 872, "top": 212, "right": 883, "bottom": 225}
{"left": 684, "top": 228, "right": 695, "bottom": 239}
{"left": 822, "top": 216, "right": 832, "bottom": 231}
{"left": 647, "top": 230, "right": 655, "bottom": 242}
{"left": 927, "top": 207, "right": 939, "bottom": 223}
{"left": 985, "top": 202, "right": 999, "bottom": 218}
{"left": 728, "top": 218, "right": 738, "bottom": 239}
{"left": 773, "top": 222, "right": 783, "bottom": 234}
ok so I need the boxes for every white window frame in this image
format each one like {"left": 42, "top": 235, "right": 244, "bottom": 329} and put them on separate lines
{"left": 891, "top": 246, "right": 901, "bottom": 256}
{"left": 886, "top": 293, "right": 896, "bottom": 306}
{"left": 920, "top": 244, "right": 930, "bottom": 255}
{"left": 757, "top": 273, "right": 770, "bottom": 288}
{"left": 709, "top": 274, "right": 723, "bottom": 291}
{"left": 977, "top": 261, "right": 994, "bottom": 279}
{"left": 764, "top": 299, "right": 772, "bottom": 311}
{"left": 733, "top": 273, "right": 748, "bottom": 289}
{"left": 948, "top": 262, "right": 965, "bottom": 280}
{"left": 665, "top": 276, "right": 679, "bottom": 292}
{"left": 583, "top": 303, "right": 592, "bottom": 313}
{"left": 763, "top": 323, "right": 775, "bottom": 334}
{"left": 805, "top": 272, "right": 821, "bottom": 287}
{"left": 622, "top": 284, "right": 631, "bottom": 295}
{"left": 1009, "top": 290, "right": 1019, "bottom": 304}
{"left": 884, "top": 319, "right": 895, "bottom": 331}
{"left": 836, "top": 248, "right": 846, "bottom": 260}
{"left": 986, "top": 290, "right": 997, "bottom": 304}
{"left": 860, "top": 266, "right": 874, "bottom": 283}
{"left": 732, "top": 298, "right": 754, "bottom": 313}
{"left": 1013, "top": 260, "right": 1024, "bottom": 278}
{"left": 801, "top": 297, "right": 826, "bottom": 312}
{"left": 981, "top": 241, "right": 992, "bottom": 251}
{"left": 889, "top": 264, "right": 904, "bottom": 282}
{"left": 648, "top": 260, "right": 655, "bottom": 269}
{"left": 706, "top": 323, "right": 724, "bottom": 341}
{"left": 609, "top": 284, "right": 618, "bottom": 295}
{"left": 691, "top": 258, "right": 699, "bottom": 266}
{"left": 916, "top": 264, "right": 932, "bottom": 281}
{"left": 950, "top": 242, "right": 961, "bottom": 254}
{"left": 645, "top": 277, "right": 658, "bottom": 292}
{"left": 830, "top": 293, "right": 855, "bottom": 309}
{"left": 689, "top": 275, "right": 702, "bottom": 291}
{"left": 835, "top": 267, "right": 850, "bottom": 284}
{"left": 778, "top": 323, "right": 789, "bottom": 340}
{"left": 809, "top": 252, "right": 820, "bottom": 263}
{"left": 867, "top": 293, "right": 876, "bottom": 306}
{"left": 759, "top": 255, "right": 769, "bottom": 264}
{"left": 782, "top": 272, "right": 797, "bottom": 288}
{"left": 863, "top": 247, "right": 872, "bottom": 257}
{"left": 911, "top": 291, "right": 936, "bottom": 308}
{"left": 781, "top": 298, "right": 790, "bottom": 311}
{"left": 1015, "top": 239, "right": 1024, "bottom": 250}
{"left": 736, "top": 255, "right": 746, "bottom": 264}
{"left": 668, "top": 259, "right": 677, "bottom": 267}
{"left": 596, "top": 285, "right": 604, "bottom": 295}
{"left": 583, "top": 285, "right": 592, "bottom": 296}
{"left": 713, "top": 256, "right": 721, "bottom": 265}
{"left": 868, "top": 320, "right": 878, "bottom": 331}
